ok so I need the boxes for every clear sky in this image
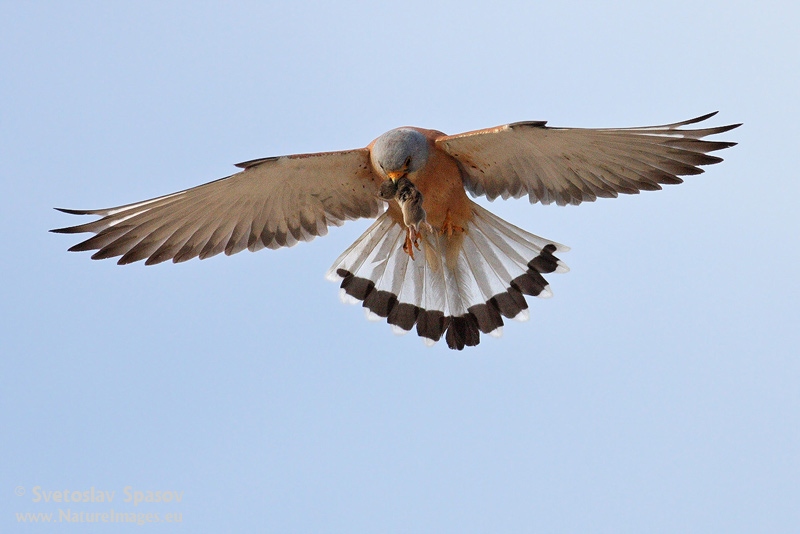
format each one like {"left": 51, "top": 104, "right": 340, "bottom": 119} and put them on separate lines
{"left": 2, "top": 1, "right": 798, "bottom": 532}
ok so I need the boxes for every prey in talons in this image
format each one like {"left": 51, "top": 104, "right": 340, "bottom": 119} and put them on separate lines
{"left": 379, "top": 177, "right": 432, "bottom": 260}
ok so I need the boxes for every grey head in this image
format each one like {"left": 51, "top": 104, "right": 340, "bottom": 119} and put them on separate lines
{"left": 371, "top": 128, "right": 430, "bottom": 180}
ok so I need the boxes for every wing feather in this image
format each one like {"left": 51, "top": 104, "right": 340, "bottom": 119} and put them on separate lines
{"left": 52, "top": 149, "right": 384, "bottom": 264}
{"left": 436, "top": 113, "right": 740, "bottom": 206}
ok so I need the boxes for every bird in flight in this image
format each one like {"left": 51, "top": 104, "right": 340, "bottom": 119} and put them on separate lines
{"left": 53, "top": 112, "right": 740, "bottom": 350}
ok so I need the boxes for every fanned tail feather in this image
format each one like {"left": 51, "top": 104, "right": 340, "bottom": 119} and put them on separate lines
{"left": 326, "top": 201, "right": 568, "bottom": 350}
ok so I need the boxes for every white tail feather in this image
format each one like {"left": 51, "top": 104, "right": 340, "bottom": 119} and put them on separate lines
{"left": 326, "top": 200, "right": 568, "bottom": 349}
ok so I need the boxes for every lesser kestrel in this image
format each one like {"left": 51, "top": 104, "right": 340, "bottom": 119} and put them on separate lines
{"left": 53, "top": 112, "right": 739, "bottom": 349}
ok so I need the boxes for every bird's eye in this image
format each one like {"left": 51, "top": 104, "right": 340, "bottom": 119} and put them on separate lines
{"left": 404, "top": 156, "right": 411, "bottom": 167}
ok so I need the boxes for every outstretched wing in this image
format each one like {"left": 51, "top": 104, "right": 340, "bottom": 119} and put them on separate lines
{"left": 52, "top": 149, "right": 383, "bottom": 265}
{"left": 436, "top": 112, "right": 741, "bottom": 206}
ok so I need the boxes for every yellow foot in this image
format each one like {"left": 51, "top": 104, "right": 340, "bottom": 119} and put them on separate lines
{"left": 403, "top": 229, "right": 416, "bottom": 260}
{"left": 402, "top": 224, "right": 433, "bottom": 260}
{"left": 440, "top": 210, "right": 465, "bottom": 237}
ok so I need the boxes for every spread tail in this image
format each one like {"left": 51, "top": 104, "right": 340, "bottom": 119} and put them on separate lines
{"left": 326, "top": 201, "right": 569, "bottom": 349}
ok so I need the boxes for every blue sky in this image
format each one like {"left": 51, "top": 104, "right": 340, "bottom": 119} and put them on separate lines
{"left": 2, "top": 1, "right": 798, "bottom": 532}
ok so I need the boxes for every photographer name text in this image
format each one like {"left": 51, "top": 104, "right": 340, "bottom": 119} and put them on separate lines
{"left": 30, "top": 486, "right": 183, "bottom": 506}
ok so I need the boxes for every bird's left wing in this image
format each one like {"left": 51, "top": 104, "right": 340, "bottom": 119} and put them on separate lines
{"left": 436, "top": 112, "right": 740, "bottom": 206}
{"left": 52, "top": 149, "right": 383, "bottom": 265}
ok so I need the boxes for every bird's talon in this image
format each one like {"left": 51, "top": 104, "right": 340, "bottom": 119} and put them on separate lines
{"left": 440, "top": 211, "right": 465, "bottom": 236}
{"left": 403, "top": 230, "right": 416, "bottom": 260}
{"left": 410, "top": 227, "right": 423, "bottom": 251}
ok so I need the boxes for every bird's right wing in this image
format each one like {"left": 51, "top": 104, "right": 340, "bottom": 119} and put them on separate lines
{"left": 52, "top": 149, "right": 384, "bottom": 265}
{"left": 436, "top": 112, "right": 740, "bottom": 206}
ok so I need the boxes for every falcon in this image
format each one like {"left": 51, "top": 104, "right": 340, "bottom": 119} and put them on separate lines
{"left": 53, "top": 112, "right": 740, "bottom": 350}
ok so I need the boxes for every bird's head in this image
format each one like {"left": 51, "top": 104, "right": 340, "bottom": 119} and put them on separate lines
{"left": 371, "top": 128, "right": 430, "bottom": 182}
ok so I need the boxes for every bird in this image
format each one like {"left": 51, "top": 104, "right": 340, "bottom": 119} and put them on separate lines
{"left": 52, "top": 112, "right": 740, "bottom": 350}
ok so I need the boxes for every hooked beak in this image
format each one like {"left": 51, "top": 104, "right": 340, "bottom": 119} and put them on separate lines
{"left": 387, "top": 170, "right": 406, "bottom": 181}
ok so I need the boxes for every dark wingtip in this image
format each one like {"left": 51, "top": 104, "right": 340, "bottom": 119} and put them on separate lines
{"left": 508, "top": 120, "right": 548, "bottom": 129}
{"left": 714, "top": 123, "right": 743, "bottom": 135}
{"left": 54, "top": 207, "right": 94, "bottom": 215}
{"left": 50, "top": 224, "right": 90, "bottom": 234}
{"left": 234, "top": 155, "right": 280, "bottom": 169}
{"left": 52, "top": 207, "right": 107, "bottom": 233}
{"left": 671, "top": 112, "right": 742, "bottom": 131}
{"left": 695, "top": 111, "right": 719, "bottom": 122}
